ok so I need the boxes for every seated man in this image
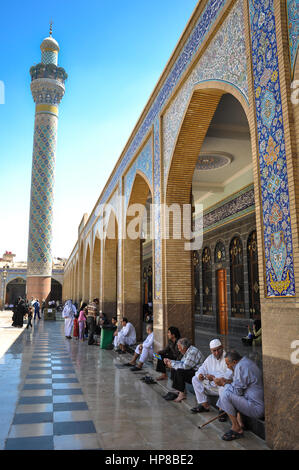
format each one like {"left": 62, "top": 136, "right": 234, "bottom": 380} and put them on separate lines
{"left": 191, "top": 339, "right": 233, "bottom": 421}
{"left": 163, "top": 338, "right": 204, "bottom": 403}
{"left": 124, "top": 324, "right": 154, "bottom": 371}
{"left": 155, "top": 326, "right": 182, "bottom": 381}
{"left": 217, "top": 350, "right": 264, "bottom": 441}
{"left": 113, "top": 317, "right": 136, "bottom": 354}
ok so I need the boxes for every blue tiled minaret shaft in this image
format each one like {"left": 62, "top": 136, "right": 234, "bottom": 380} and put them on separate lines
{"left": 26, "top": 29, "right": 67, "bottom": 301}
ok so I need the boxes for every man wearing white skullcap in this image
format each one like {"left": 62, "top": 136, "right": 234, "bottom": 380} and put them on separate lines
{"left": 191, "top": 339, "right": 233, "bottom": 420}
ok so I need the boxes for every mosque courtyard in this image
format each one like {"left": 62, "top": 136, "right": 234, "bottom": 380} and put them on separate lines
{"left": 0, "top": 317, "right": 268, "bottom": 451}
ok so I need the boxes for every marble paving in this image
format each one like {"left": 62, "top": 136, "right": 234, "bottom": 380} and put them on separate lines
{"left": 0, "top": 320, "right": 269, "bottom": 450}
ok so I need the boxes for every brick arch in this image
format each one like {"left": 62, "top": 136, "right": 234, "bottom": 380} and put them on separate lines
{"left": 73, "top": 260, "right": 78, "bottom": 303}
{"left": 102, "top": 210, "right": 119, "bottom": 317}
{"left": 123, "top": 172, "right": 152, "bottom": 340}
{"left": 125, "top": 169, "right": 153, "bottom": 212}
{"left": 78, "top": 242, "right": 84, "bottom": 302}
{"left": 164, "top": 82, "right": 252, "bottom": 341}
{"left": 83, "top": 243, "right": 91, "bottom": 303}
{"left": 91, "top": 236, "right": 101, "bottom": 301}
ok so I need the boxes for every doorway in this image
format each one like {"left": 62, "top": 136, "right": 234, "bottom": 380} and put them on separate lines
{"left": 216, "top": 269, "right": 228, "bottom": 335}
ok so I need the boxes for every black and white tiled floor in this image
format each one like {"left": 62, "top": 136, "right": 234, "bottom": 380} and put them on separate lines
{"left": 4, "top": 329, "right": 101, "bottom": 450}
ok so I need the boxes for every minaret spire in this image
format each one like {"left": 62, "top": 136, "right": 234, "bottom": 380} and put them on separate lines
{"left": 49, "top": 20, "right": 53, "bottom": 37}
{"left": 27, "top": 31, "right": 67, "bottom": 302}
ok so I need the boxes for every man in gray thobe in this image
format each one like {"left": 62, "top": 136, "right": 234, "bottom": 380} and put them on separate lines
{"left": 216, "top": 350, "right": 264, "bottom": 441}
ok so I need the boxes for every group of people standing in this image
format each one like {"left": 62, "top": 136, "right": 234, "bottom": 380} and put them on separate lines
{"left": 62, "top": 299, "right": 116, "bottom": 344}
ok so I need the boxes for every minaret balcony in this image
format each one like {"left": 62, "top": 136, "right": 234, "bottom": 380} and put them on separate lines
{"left": 30, "top": 78, "right": 65, "bottom": 105}
{"left": 30, "top": 63, "right": 67, "bottom": 84}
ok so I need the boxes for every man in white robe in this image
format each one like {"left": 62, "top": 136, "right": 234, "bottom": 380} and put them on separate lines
{"left": 113, "top": 317, "right": 136, "bottom": 353}
{"left": 62, "top": 300, "right": 76, "bottom": 339}
{"left": 191, "top": 339, "right": 233, "bottom": 420}
{"left": 123, "top": 324, "right": 154, "bottom": 370}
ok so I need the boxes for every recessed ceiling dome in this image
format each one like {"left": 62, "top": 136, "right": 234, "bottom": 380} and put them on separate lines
{"left": 40, "top": 36, "right": 60, "bottom": 53}
{"left": 196, "top": 152, "right": 233, "bottom": 171}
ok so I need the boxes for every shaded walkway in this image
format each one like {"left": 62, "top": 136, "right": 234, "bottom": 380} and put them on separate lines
{"left": 0, "top": 321, "right": 268, "bottom": 450}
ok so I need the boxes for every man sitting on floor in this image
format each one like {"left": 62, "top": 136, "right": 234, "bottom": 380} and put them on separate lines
{"left": 114, "top": 317, "right": 136, "bottom": 354}
{"left": 123, "top": 324, "right": 154, "bottom": 371}
{"left": 216, "top": 350, "right": 264, "bottom": 441}
{"left": 155, "top": 326, "right": 182, "bottom": 381}
{"left": 191, "top": 339, "right": 233, "bottom": 421}
{"left": 163, "top": 338, "right": 204, "bottom": 403}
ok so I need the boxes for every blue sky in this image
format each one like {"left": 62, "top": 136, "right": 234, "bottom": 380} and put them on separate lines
{"left": 0, "top": 0, "right": 197, "bottom": 261}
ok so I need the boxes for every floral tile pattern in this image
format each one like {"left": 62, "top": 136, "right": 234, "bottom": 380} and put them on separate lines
{"left": 249, "top": 0, "right": 295, "bottom": 296}
{"left": 287, "top": 0, "right": 299, "bottom": 78}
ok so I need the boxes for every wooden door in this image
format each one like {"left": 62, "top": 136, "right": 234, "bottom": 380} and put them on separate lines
{"left": 217, "top": 269, "right": 228, "bottom": 335}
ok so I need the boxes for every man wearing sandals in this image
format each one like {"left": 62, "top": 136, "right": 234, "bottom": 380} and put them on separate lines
{"left": 113, "top": 317, "right": 136, "bottom": 354}
{"left": 123, "top": 324, "right": 154, "bottom": 371}
{"left": 217, "top": 350, "right": 264, "bottom": 441}
{"left": 163, "top": 338, "right": 204, "bottom": 403}
{"left": 191, "top": 339, "right": 233, "bottom": 421}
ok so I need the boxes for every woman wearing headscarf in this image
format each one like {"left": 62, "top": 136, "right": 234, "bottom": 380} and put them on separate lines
{"left": 62, "top": 300, "right": 77, "bottom": 339}
{"left": 12, "top": 297, "right": 27, "bottom": 328}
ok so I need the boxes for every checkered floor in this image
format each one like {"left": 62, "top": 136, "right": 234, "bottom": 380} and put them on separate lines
{"left": 5, "top": 332, "right": 101, "bottom": 450}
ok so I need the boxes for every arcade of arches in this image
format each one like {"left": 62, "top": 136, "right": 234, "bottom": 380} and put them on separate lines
{"left": 4, "top": 277, "right": 62, "bottom": 306}
{"left": 63, "top": 0, "right": 299, "bottom": 449}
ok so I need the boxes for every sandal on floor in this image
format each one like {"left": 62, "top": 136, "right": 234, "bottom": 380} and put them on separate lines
{"left": 143, "top": 376, "right": 157, "bottom": 385}
{"left": 222, "top": 430, "right": 244, "bottom": 441}
{"left": 163, "top": 392, "right": 179, "bottom": 401}
{"left": 191, "top": 404, "right": 210, "bottom": 413}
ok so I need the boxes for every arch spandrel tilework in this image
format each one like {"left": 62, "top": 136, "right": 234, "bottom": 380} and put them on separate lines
{"left": 163, "top": 0, "right": 248, "bottom": 182}
{"left": 249, "top": 0, "right": 295, "bottom": 297}
{"left": 124, "top": 138, "right": 153, "bottom": 210}
{"left": 77, "top": 0, "right": 228, "bottom": 246}
{"left": 287, "top": 0, "right": 299, "bottom": 79}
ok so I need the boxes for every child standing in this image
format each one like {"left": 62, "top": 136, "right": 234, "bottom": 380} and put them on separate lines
{"left": 26, "top": 306, "right": 33, "bottom": 329}
{"left": 73, "top": 312, "right": 79, "bottom": 340}
{"left": 78, "top": 307, "right": 87, "bottom": 341}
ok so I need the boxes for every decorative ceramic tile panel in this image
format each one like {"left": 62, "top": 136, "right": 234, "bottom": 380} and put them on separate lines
{"left": 124, "top": 139, "right": 153, "bottom": 210}
{"left": 153, "top": 120, "right": 162, "bottom": 300}
{"left": 201, "top": 186, "right": 255, "bottom": 232}
{"left": 41, "top": 51, "right": 58, "bottom": 66}
{"left": 163, "top": 0, "right": 248, "bottom": 183}
{"left": 27, "top": 114, "right": 58, "bottom": 276}
{"left": 287, "top": 0, "right": 299, "bottom": 78}
{"left": 249, "top": 0, "right": 295, "bottom": 297}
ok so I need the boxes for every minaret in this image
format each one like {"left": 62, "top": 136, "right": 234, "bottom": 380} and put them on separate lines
{"left": 26, "top": 25, "right": 67, "bottom": 302}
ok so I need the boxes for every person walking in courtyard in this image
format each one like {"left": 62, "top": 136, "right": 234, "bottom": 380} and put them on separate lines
{"left": 62, "top": 299, "right": 76, "bottom": 339}
{"left": 26, "top": 306, "right": 33, "bottom": 329}
{"left": 217, "top": 350, "right": 264, "bottom": 441}
{"left": 191, "top": 339, "right": 233, "bottom": 421}
{"left": 33, "top": 299, "right": 41, "bottom": 320}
